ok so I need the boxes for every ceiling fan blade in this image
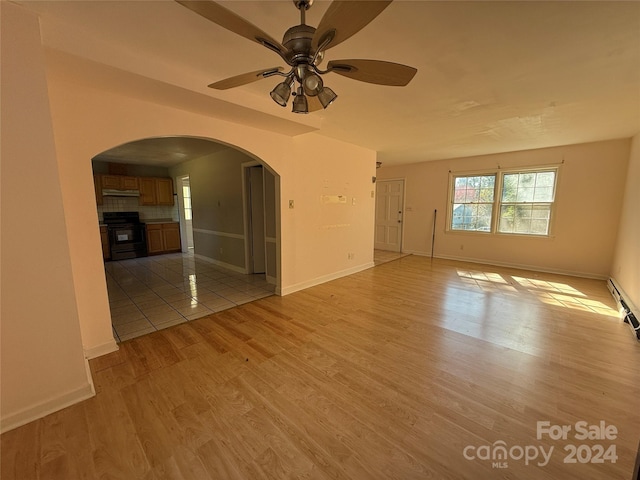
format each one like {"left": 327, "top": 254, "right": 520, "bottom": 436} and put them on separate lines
{"left": 208, "top": 67, "right": 284, "bottom": 90}
{"left": 312, "top": 0, "right": 393, "bottom": 51}
{"left": 176, "top": 0, "right": 286, "bottom": 56}
{"left": 327, "top": 59, "right": 417, "bottom": 86}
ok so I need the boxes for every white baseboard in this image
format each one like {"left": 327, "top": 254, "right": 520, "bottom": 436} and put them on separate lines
{"left": 281, "top": 262, "right": 375, "bottom": 296}
{"left": 401, "top": 249, "right": 431, "bottom": 257}
{"left": 410, "top": 252, "right": 607, "bottom": 280}
{"left": 1, "top": 360, "right": 95, "bottom": 434}
{"left": 84, "top": 338, "right": 119, "bottom": 360}
{"left": 194, "top": 254, "right": 247, "bottom": 274}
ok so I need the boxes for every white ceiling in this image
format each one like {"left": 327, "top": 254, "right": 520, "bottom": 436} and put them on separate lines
{"left": 17, "top": 0, "right": 640, "bottom": 167}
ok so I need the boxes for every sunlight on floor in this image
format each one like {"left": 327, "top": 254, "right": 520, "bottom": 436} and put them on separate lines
{"left": 512, "top": 276, "right": 586, "bottom": 297}
{"left": 456, "top": 269, "right": 619, "bottom": 317}
{"left": 456, "top": 270, "right": 519, "bottom": 293}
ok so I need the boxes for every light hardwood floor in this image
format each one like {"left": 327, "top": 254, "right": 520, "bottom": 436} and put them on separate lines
{"left": 2, "top": 256, "right": 639, "bottom": 479}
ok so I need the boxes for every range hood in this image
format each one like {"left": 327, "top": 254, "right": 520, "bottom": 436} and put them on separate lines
{"left": 102, "top": 188, "right": 140, "bottom": 197}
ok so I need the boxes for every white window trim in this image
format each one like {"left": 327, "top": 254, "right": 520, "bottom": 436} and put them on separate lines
{"left": 446, "top": 166, "right": 560, "bottom": 237}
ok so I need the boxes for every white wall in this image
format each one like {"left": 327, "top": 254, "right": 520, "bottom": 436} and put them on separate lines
{"left": 611, "top": 133, "right": 640, "bottom": 309}
{"left": 1, "top": 12, "right": 376, "bottom": 429}
{"left": 0, "top": 3, "right": 94, "bottom": 432}
{"left": 43, "top": 43, "right": 376, "bottom": 349}
{"left": 169, "top": 149, "right": 260, "bottom": 272}
{"left": 377, "top": 139, "right": 630, "bottom": 278}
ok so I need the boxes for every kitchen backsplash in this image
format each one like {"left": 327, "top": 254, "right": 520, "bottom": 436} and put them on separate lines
{"left": 98, "top": 196, "right": 179, "bottom": 222}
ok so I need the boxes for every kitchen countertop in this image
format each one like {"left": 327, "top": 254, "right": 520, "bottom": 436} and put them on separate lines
{"left": 99, "top": 220, "right": 178, "bottom": 226}
{"left": 143, "top": 219, "right": 179, "bottom": 224}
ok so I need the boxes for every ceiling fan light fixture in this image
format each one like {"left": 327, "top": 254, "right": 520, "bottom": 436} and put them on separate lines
{"left": 178, "top": 0, "right": 417, "bottom": 114}
{"left": 317, "top": 86, "right": 338, "bottom": 109}
{"left": 303, "top": 72, "right": 323, "bottom": 96}
{"left": 270, "top": 79, "right": 293, "bottom": 107}
{"left": 292, "top": 86, "right": 309, "bottom": 114}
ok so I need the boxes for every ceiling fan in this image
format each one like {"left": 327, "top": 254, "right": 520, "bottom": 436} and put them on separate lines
{"left": 175, "top": 0, "right": 418, "bottom": 113}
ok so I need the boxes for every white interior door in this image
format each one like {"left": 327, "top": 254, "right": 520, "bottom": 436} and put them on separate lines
{"left": 374, "top": 180, "right": 404, "bottom": 252}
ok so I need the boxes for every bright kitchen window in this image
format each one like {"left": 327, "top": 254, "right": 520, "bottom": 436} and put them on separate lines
{"left": 448, "top": 168, "right": 558, "bottom": 236}
{"left": 182, "top": 184, "right": 192, "bottom": 220}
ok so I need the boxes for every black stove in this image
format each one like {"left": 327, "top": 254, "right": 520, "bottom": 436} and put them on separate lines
{"left": 103, "top": 212, "right": 147, "bottom": 260}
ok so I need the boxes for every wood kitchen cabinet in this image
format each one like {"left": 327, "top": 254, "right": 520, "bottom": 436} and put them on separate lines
{"left": 146, "top": 223, "right": 181, "bottom": 255}
{"left": 101, "top": 175, "right": 138, "bottom": 190}
{"left": 139, "top": 177, "right": 174, "bottom": 206}
{"left": 162, "top": 223, "right": 182, "bottom": 251}
{"left": 100, "top": 226, "right": 110, "bottom": 260}
{"left": 155, "top": 178, "right": 174, "bottom": 205}
{"left": 139, "top": 177, "right": 157, "bottom": 205}
{"left": 94, "top": 174, "right": 103, "bottom": 205}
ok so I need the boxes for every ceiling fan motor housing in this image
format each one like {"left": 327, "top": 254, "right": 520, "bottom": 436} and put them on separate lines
{"left": 282, "top": 24, "right": 316, "bottom": 65}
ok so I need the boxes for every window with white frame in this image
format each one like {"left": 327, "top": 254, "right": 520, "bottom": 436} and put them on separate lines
{"left": 448, "top": 168, "right": 557, "bottom": 236}
{"left": 451, "top": 174, "right": 496, "bottom": 232}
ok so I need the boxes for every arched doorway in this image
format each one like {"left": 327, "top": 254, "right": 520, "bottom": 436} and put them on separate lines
{"left": 92, "top": 136, "right": 281, "bottom": 342}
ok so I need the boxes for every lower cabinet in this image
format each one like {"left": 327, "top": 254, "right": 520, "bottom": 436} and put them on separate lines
{"left": 100, "top": 226, "right": 110, "bottom": 260}
{"left": 146, "top": 223, "right": 181, "bottom": 255}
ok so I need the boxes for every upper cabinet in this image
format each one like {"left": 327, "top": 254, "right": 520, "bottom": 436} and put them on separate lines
{"left": 139, "top": 177, "right": 156, "bottom": 205}
{"left": 139, "top": 177, "right": 174, "bottom": 206}
{"left": 155, "top": 178, "right": 174, "bottom": 205}
{"left": 101, "top": 175, "right": 138, "bottom": 190}
{"left": 94, "top": 174, "right": 174, "bottom": 206}
{"left": 94, "top": 174, "right": 103, "bottom": 205}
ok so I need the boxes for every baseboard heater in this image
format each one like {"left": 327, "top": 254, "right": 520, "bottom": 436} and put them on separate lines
{"left": 608, "top": 278, "right": 640, "bottom": 341}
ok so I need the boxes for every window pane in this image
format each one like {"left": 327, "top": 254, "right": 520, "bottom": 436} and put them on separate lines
{"left": 499, "top": 204, "right": 551, "bottom": 235}
{"left": 514, "top": 216, "right": 531, "bottom": 234}
{"left": 516, "top": 187, "right": 534, "bottom": 202}
{"left": 450, "top": 174, "right": 495, "bottom": 232}
{"left": 530, "top": 219, "right": 549, "bottom": 235}
{"left": 520, "top": 173, "right": 536, "bottom": 187}
{"left": 515, "top": 205, "right": 532, "bottom": 219}
{"left": 481, "top": 176, "right": 495, "bottom": 189}
{"left": 184, "top": 198, "right": 192, "bottom": 209}
{"left": 498, "top": 170, "right": 556, "bottom": 236}
{"left": 531, "top": 205, "right": 550, "bottom": 220}
{"left": 533, "top": 187, "right": 553, "bottom": 202}
{"left": 536, "top": 171, "right": 555, "bottom": 187}
{"left": 451, "top": 203, "right": 492, "bottom": 231}
{"left": 502, "top": 175, "right": 518, "bottom": 201}
{"left": 464, "top": 186, "right": 479, "bottom": 203}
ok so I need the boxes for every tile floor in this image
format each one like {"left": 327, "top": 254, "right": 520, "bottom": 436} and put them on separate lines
{"left": 106, "top": 250, "right": 408, "bottom": 342}
{"left": 105, "top": 253, "right": 275, "bottom": 342}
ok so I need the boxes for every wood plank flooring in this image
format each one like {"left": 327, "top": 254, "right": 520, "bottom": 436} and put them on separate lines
{"left": 3, "top": 256, "right": 639, "bottom": 479}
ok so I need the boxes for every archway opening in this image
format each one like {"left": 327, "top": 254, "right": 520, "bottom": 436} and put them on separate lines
{"left": 91, "top": 136, "right": 281, "bottom": 342}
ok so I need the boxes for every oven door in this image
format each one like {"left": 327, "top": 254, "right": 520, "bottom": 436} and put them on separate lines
{"left": 109, "top": 225, "right": 143, "bottom": 245}
{"left": 108, "top": 224, "right": 147, "bottom": 260}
